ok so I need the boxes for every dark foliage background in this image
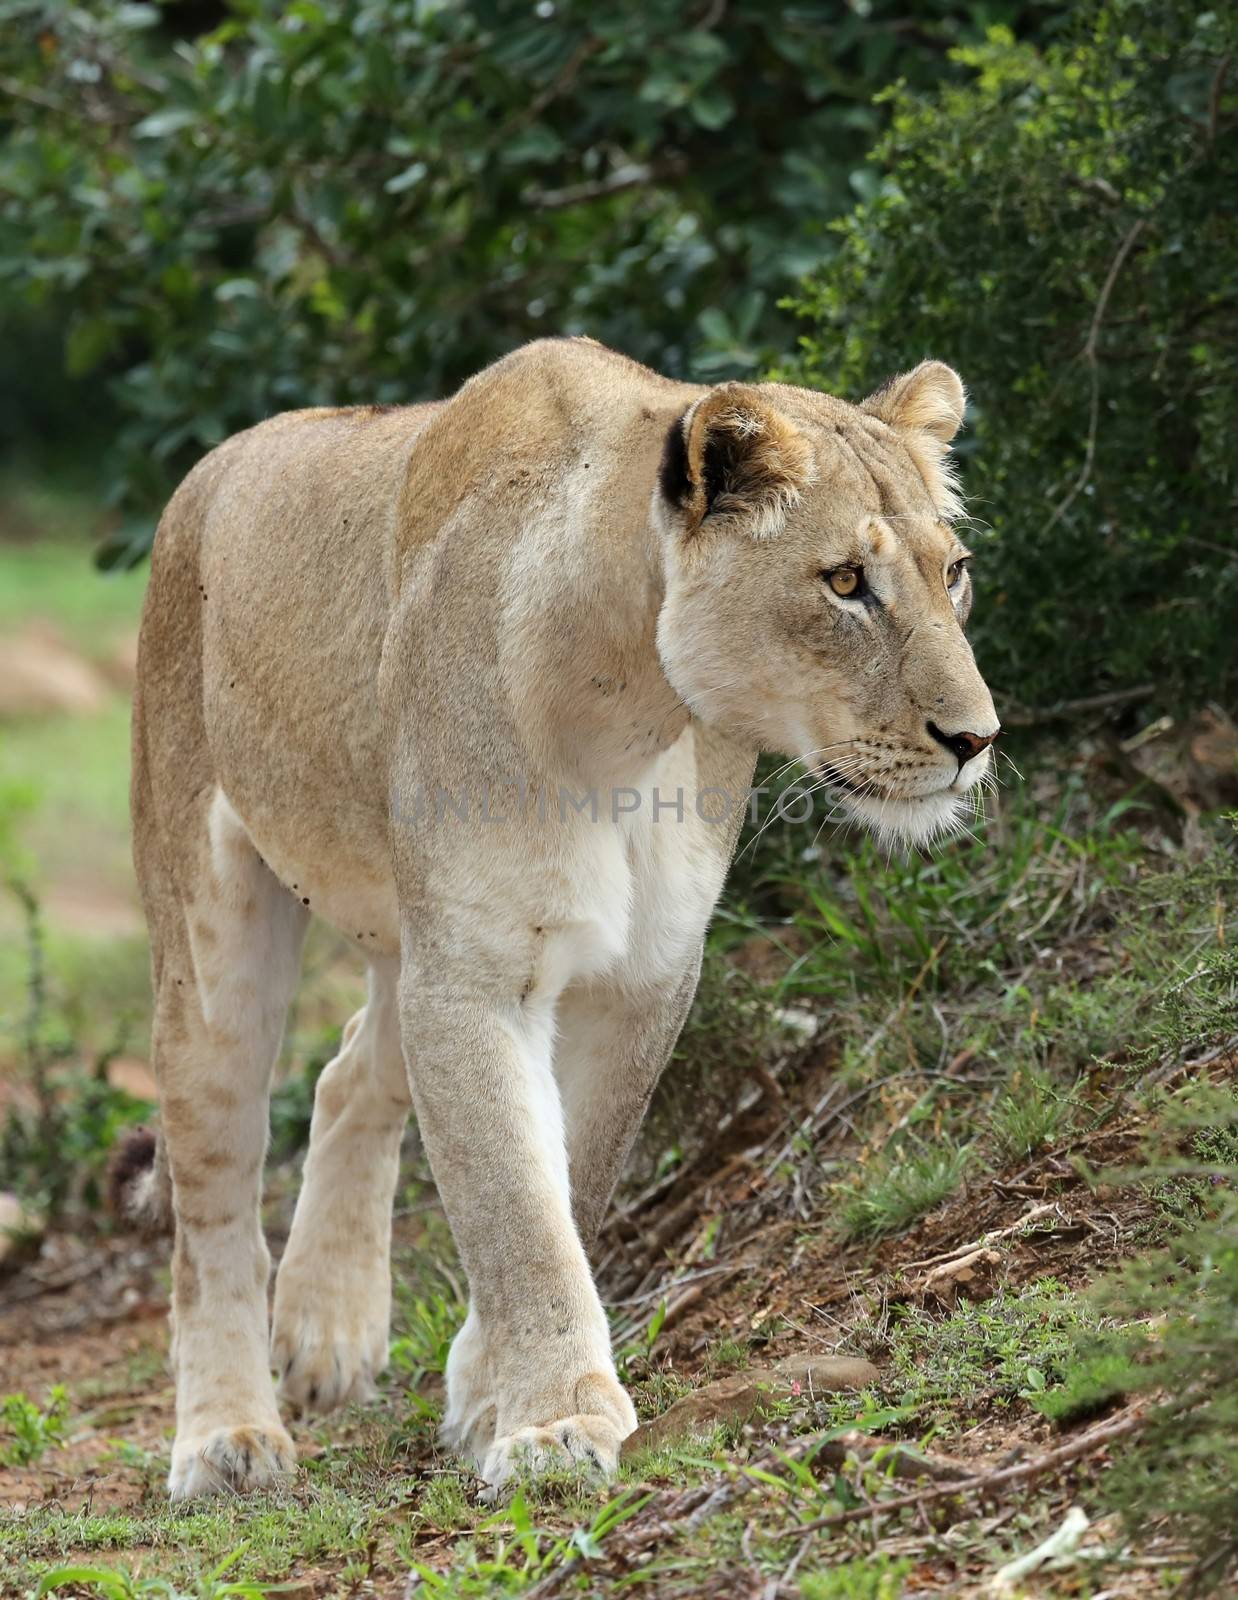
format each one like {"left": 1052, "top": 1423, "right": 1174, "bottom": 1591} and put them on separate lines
{"left": 779, "top": 0, "right": 1238, "bottom": 713}
{"left": 1, "top": 0, "right": 1057, "bottom": 558}
{"left": 3, "top": 0, "right": 1233, "bottom": 716}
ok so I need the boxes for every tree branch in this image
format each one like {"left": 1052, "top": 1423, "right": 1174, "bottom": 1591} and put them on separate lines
{"left": 1000, "top": 683, "right": 1156, "bottom": 727}
{"left": 1041, "top": 217, "right": 1147, "bottom": 535}
{"left": 526, "top": 159, "right": 684, "bottom": 211}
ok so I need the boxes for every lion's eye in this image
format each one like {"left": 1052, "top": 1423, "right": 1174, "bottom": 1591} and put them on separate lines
{"left": 824, "top": 566, "right": 865, "bottom": 599}
{"left": 946, "top": 559, "right": 968, "bottom": 590}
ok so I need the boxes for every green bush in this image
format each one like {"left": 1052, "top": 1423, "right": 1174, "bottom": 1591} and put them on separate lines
{"left": 780, "top": 0, "right": 1238, "bottom": 711}
{"left": 0, "top": 1386, "right": 69, "bottom": 1467}
{"left": 0, "top": 0, "right": 1052, "bottom": 559}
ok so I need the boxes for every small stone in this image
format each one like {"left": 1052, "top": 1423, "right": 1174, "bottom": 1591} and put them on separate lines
{"left": 621, "top": 1354, "right": 879, "bottom": 1457}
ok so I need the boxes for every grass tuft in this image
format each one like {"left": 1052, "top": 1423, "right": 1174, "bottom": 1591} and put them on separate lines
{"left": 838, "top": 1141, "right": 971, "bottom": 1241}
{"left": 799, "top": 1557, "right": 912, "bottom": 1599}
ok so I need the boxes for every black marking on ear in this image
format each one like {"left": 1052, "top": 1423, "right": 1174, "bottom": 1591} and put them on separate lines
{"left": 658, "top": 412, "right": 692, "bottom": 506}
{"left": 701, "top": 429, "right": 730, "bottom": 513}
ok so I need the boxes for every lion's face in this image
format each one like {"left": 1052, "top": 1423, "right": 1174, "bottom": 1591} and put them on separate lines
{"left": 655, "top": 364, "right": 999, "bottom": 847}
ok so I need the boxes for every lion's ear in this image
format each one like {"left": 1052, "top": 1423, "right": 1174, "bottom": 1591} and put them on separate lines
{"left": 863, "top": 361, "right": 966, "bottom": 444}
{"left": 658, "top": 384, "right": 814, "bottom": 540}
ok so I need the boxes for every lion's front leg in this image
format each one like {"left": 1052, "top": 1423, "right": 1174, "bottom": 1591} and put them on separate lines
{"left": 399, "top": 964, "right": 636, "bottom": 1493}
{"left": 554, "top": 961, "right": 702, "bottom": 1247}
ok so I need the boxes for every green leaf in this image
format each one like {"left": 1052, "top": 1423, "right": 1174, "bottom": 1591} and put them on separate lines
{"left": 499, "top": 125, "right": 565, "bottom": 165}
{"left": 384, "top": 162, "right": 428, "bottom": 195}
{"left": 691, "top": 85, "right": 735, "bottom": 131}
{"left": 114, "top": 4, "right": 159, "bottom": 27}
{"left": 132, "top": 108, "right": 198, "bottom": 138}
{"left": 36, "top": 1570, "right": 128, "bottom": 1600}
{"left": 65, "top": 316, "right": 117, "bottom": 377}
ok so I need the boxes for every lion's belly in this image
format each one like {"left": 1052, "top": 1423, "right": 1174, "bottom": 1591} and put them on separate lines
{"left": 220, "top": 785, "right": 403, "bottom": 959}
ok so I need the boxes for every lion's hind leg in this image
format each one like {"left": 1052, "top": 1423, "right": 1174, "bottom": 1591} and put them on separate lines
{"left": 146, "top": 788, "right": 308, "bottom": 1500}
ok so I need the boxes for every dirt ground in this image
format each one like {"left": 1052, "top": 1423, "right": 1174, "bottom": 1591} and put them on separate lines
{"left": 0, "top": 1075, "right": 1203, "bottom": 1598}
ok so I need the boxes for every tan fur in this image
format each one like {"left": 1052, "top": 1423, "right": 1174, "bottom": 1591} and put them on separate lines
{"left": 132, "top": 339, "right": 997, "bottom": 1499}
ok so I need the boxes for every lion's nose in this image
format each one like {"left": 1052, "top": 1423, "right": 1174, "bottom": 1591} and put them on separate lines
{"left": 926, "top": 721, "right": 1000, "bottom": 767}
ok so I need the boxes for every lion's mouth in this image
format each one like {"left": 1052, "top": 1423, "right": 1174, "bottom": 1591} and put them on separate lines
{"left": 813, "top": 763, "right": 971, "bottom": 848}
{"left": 817, "top": 764, "right": 920, "bottom": 804}
{"left": 817, "top": 763, "right": 962, "bottom": 806}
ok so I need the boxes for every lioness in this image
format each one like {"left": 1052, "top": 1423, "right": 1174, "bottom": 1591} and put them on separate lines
{"left": 122, "top": 337, "right": 998, "bottom": 1499}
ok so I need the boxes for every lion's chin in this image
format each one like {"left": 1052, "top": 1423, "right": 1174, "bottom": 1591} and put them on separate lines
{"left": 837, "top": 786, "right": 972, "bottom": 850}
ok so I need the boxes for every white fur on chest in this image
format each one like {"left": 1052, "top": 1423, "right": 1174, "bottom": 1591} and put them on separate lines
{"left": 538, "top": 728, "right": 729, "bottom": 1000}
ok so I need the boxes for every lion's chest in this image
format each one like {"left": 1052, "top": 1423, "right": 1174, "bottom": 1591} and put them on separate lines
{"left": 529, "top": 736, "right": 734, "bottom": 1002}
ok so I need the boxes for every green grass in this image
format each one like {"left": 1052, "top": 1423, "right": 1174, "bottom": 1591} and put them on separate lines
{"left": 880, "top": 1279, "right": 1115, "bottom": 1425}
{"left": 838, "top": 1140, "right": 972, "bottom": 1240}
{"left": 0, "top": 531, "right": 145, "bottom": 661}
{"left": 0, "top": 526, "right": 148, "bottom": 1060}
{"left": 799, "top": 1559, "right": 911, "bottom": 1600}
{"left": 0, "top": 700, "right": 137, "bottom": 886}
{"left": 988, "top": 1068, "right": 1081, "bottom": 1164}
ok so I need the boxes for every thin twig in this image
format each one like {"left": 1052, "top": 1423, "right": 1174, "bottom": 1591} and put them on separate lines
{"left": 527, "top": 160, "right": 681, "bottom": 210}
{"left": 902, "top": 1200, "right": 1060, "bottom": 1271}
{"left": 1001, "top": 683, "right": 1155, "bottom": 727}
{"left": 789, "top": 1404, "right": 1146, "bottom": 1537}
{"left": 1042, "top": 218, "right": 1147, "bottom": 535}
{"left": 0, "top": 74, "right": 69, "bottom": 113}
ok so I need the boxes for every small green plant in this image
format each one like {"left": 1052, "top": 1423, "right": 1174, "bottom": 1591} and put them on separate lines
{"left": 407, "top": 1487, "right": 652, "bottom": 1595}
{"left": 1, "top": 1386, "right": 70, "bottom": 1467}
{"left": 413, "top": 1472, "right": 475, "bottom": 1531}
{"left": 615, "top": 1298, "right": 669, "bottom": 1385}
{"left": 389, "top": 1266, "right": 467, "bottom": 1416}
{"left": 989, "top": 1069, "right": 1079, "bottom": 1163}
{"left": 703, "top": 1336, "right": 751, "bottom": 1376}
{"left": 35, "top": 1546, "right": 275, "bottom": 1599}
{"left": 1031, "top": 1340, "right": 1144, "bottom": 1425}
{"left": 839, "top": 1141, "right": 971, "bottom": 1240}
{"left": 1, "top": 875, "right": 152, "bottom": 1220}
{"left": 799, "top": 1556, "right": 911, "bottom": 1600}
{"left": 885, "top": 1281, "right": 1112, "bottom": 1420}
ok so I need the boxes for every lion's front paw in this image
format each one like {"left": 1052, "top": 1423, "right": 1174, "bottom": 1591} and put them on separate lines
{"left": 441, "top": 1305, "right": 497, "bottom": 1457}
{"left": 476, "top": 1368, "right": 637, "bottom": 1498}
{"left": 168, "top": 1423, "right": 296, "bottom": 1500}
{"left": 480, "top": 1412, "right": 627, "bottom": 1499}
{"left": 272, "top": 1291, "right": 389, "bottom": 1414}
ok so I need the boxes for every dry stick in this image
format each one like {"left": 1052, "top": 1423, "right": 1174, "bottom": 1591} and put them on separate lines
{"left": 1042, "top": 216, "right": 1147, "bottom": 537}
{"left": 678, "top": 1428, "right": 970, "bottom": 1536}
{"left": 1001, "top": 682, "right": 1155, "bottom": 728}
{"left": 527, "top": 1421, "right": 975, "bottom": 1599}
{"left": 762, "top": 937, "right": 948, "bottom": 1180}
{"left": 788, "top": 1403, "right": 1146, "bottom": 1537}
{"left": 901, "top": 1199, "right": 1061, "bottom": 1272}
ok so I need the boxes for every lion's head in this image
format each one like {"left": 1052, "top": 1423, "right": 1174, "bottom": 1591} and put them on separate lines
{"left": 653, "top": 362, "right": 999, "bottom": 848}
